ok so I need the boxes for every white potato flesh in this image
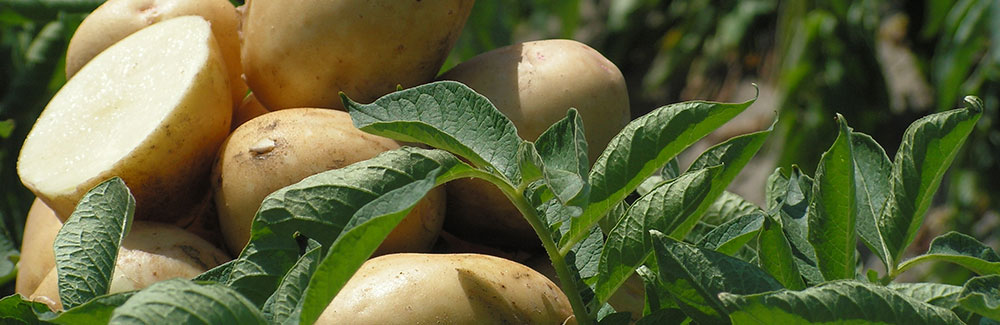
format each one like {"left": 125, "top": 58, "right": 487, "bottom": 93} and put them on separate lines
{"left": 18, "top": 16, "right": 232, "bottom": 221}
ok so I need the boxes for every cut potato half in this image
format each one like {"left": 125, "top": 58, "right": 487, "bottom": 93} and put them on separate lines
{"left": 18, "top": 16, "right": 232, "bottom": 222}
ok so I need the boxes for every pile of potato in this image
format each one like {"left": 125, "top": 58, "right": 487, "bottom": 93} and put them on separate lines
{"left": 15, "top": 0, "right": 632, "bottom": 322}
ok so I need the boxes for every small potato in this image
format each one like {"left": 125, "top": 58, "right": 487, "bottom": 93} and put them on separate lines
{"left": 213, "top": 108, "right": 446, "bottom": 256}
{"left": 14, "top": 199, "right": 62, "bottom": 296}
{"left": 65, "top": 0, "right": 246, "bottom": 105}
{"left": 240, "top": 0, "right": 474, "bottom": 110}
{"left": 318, "top": 253, "right": 575, "bottom": 324}
{"left": 439, "top": 39, "right": 631, "bottom": 248}
{"left": 18, "top": 16, "right": 232, "bottom": 224}
{"left": 29, "top": 221, "right": 230, "bottom": 311}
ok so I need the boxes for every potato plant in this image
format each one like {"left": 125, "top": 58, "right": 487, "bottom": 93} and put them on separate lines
{"left": 3, "top": 77, "right": 995, "bottom": 324}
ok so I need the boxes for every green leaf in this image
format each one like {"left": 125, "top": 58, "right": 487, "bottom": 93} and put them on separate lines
{"left": 635, "top": 308, "right": 689, "bottom": 325}
{"left": 635, "top": 264, "right": 677, "bottom": 314}
{"left": 534, "top": 108, "right": 590, "bottom": 209}
{"left": 54, "top": 177, "right": 135, "bottom": 309}
{"left": 880, "top": 97, "right": 983, "bottom": 263}
{"left": 670, "top": 126, "right": 772, "bottom": 238}
{"left": 702, "top": 191, "right": 762, "bottom": 225}
{"left": 651, "top": 230, "right": 783, "bottom": 324}
{"left": 42, "top": 292, "right": 135, "bottom": 325}
{"left": 898, "top": 232, "right": 1000, "bottom": 276}
{"left": 696, "top": 210, "right": 765, "bottom": 256}
{"left": 262, "top": 239, "right": 322, "bottom": 324}
{"left": 772, "top": 167, "right": 825, "bottom": 285}
{"left": 808, "top": 114, "right": 857, "bottom": 280}
{"left": 109, "top": 279, "right": 265, "bottom": 324}
{"left": 765, "top": 167, "right": 790, "bottom": 212}
{"left": 851, "top": 132, "right": 893, "bottom": 269}
{"left": 0, "top": 294, "right": 48, "bottom": 324}
{"left": 193, "top": 260, "right": 234, "bottom": 284}
{"left": 959, "top": 275, "right": 1000, "bottom": 320}
{"left": 757, "top": 216, "right": 807, "bottom": 290}
{"left": 889, "top": 283, "right": 964, "bottom": 310}
{"left": 0, "top": 119, "right": 12, "bottom": 138}
{"left": 225, "top": 148, "right": 473, "bottom": 305}
{"left": 344, "top": 80, "right": 522, "bottom": 183}
{"left": 592, "top": 167, "right": 717, "bottom": 305}
{"left": 562, "top": 97, "right": 755, "bottom": 253}
{"left": 720, "top": 280, "right": 965, "bottom": 324}
{"left": 297, "top": 171, "right": 446, "bottom": 324}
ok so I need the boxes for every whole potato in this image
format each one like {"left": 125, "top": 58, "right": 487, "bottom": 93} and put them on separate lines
{"left": 18, "top": 16, "right": 232, "bottom": 224}
{"left": 64, "top": 0, "right": 246, "bottom": 106}
{"left": 213, "top": 108, "right": 446, "bottom": 256}
{"left": 439, "top": 39, "right": 631, "bottom": 247}
{"left": 240, "top": 0, "right": 474, "bottom": 110}
{"left": 318, "top": 253, "right": 575, "bottom": 324}
{"left": 29, "top": 221, "right": 230, "bottom": 311}
{"left": 14, "top": 199, "right": 62, "bottom": 296}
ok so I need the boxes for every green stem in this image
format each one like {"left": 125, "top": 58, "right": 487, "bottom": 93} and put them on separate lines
{"left": 497, "top": 183, "right": 594, "bottom": 325}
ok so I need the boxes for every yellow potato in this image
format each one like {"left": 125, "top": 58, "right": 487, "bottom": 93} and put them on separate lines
{"left": 18, "top": 16, "right": 232, "bottom": 224}
{"left": 64, "top": 0, "right": 246, "bottom": 105}
{"left": 29, "top": 221, "right": 230, "bottom": 311}
{"left": 14, "top": 199, "right": 62, "bottom": 296}
{"left": 213, "top": 108, "right": 445, "bottom": 256}
{"left": 439, "top": 39, "right": 631, "bottom": 248}
{"left": 240, "top": 0, "right": 474, "bottom": 110}
{"left": 318, "top": 253, "right": 575, "bottom": 324}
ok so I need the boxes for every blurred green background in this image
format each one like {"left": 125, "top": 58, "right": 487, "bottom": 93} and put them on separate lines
{"left": 1, "top": 0, "right": 997, "bottom": 294}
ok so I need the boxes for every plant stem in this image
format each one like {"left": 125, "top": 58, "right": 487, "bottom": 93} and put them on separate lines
{"left": 502, "top": 186, "right": 594, "bottom": 325}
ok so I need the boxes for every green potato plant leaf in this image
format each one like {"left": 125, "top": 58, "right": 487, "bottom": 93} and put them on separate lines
{"left": 770, "top": 167, "right": 825, "bottom": 285}
{"left": 958, "top": 275, "right": 1000, "bottom": 320}
{"left": 109, "top": 279, "right": 265, "bottom": 324}
{"left": 851, "top": 132, "right": 893, "bottom": 269}
{"left": 807, "top": 114, "right": 857, "bottom": 281}
{"left": 297, "top": 173, "right": 445, "bottom": 324}
{"left": 889, "top": 283, "right": 964, "bottom": 310}
{"left": 344, "top": 80, "right": 523, "bottom": 183}
{"left": 262, "top": 238, "right": 322, "bottom": 324}
{"left": 225, "top": 148, "right": 474, "bottom": 305}
{"left": 0, "top": 294, "right": 49, "bottom": 324}
{"left": 696, "top": 210, "right": 765, "bottom": 256}
{"left": 41, "top": 292, "right": 135, "bottom": 325}
{"left": 651, "top": 230, "right": 783, "bottom": 324}
{"left": 897, "top": 231, "right": 1000, "bottom": 276}
{"left": 592, "top": 166, "right": 718, "bottom": 305}
{"left": 702, "top": 190, "right": 761, "bottom": 226}
{"left": 193, "top": 260, "right": 235, "bottom": 284}
{"left": 757, "top": 216, "right": 807, "bottom": 290}
{"left": 720, "top": 280, "right": 965, "bottom": 324}
{"left": 534, "top": 107, "right": 590, "bottom": 210}
{"left": 561, "top": 97, "right": 755, "bottom": 254}
{"left": 53, "top": 177, "right": 134, "bottom": 309}
{"left": 879, "top": 97, "right": 983, "bottom": 265}
{"left": 671, "top": 126, "right": 771, "bottom": 238}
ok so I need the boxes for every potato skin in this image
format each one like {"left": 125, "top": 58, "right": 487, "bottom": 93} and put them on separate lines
{"left": 14, "top": 199, "right": 62, "bottom": 296}
{"left": 240, "top": 0, "right": 474, "bottom": 110}
{"left": 65, "top": 0, "right": 246, "bottom": 105}
{"left": 213, "top": 108, "right": 446, "bottom": 256}
{"left": 439, "top": 39, "right": 631, "bottom": 248}
{"left": 318, "top": 253, "right": 575, "bottom": 325}
{"left": 29, "top": 221, "right": 230, "bottom": 311}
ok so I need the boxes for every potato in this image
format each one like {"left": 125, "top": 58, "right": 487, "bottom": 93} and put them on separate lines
{"left": 18, "top": 16, "right": 232, "bottom": 224}
{"left": 14, "top": 199, "right": 62, "bottom": 296}
{"left": 64, "top": 0, "right": 246, "bottom": 106}
{"left": 29, "top": 221, "right": 230, "bottom": 311}
{"left": 318, "top": 253, "right": 575, "bottom": 324}
{"left": 240, "top": 0, "right": 474, "bottom": 110}
{"left": 439, "top": 39, "right": 631, "bottom": 247}
{"left": 213, "top": 108, "right": 445, "bottom": 256}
